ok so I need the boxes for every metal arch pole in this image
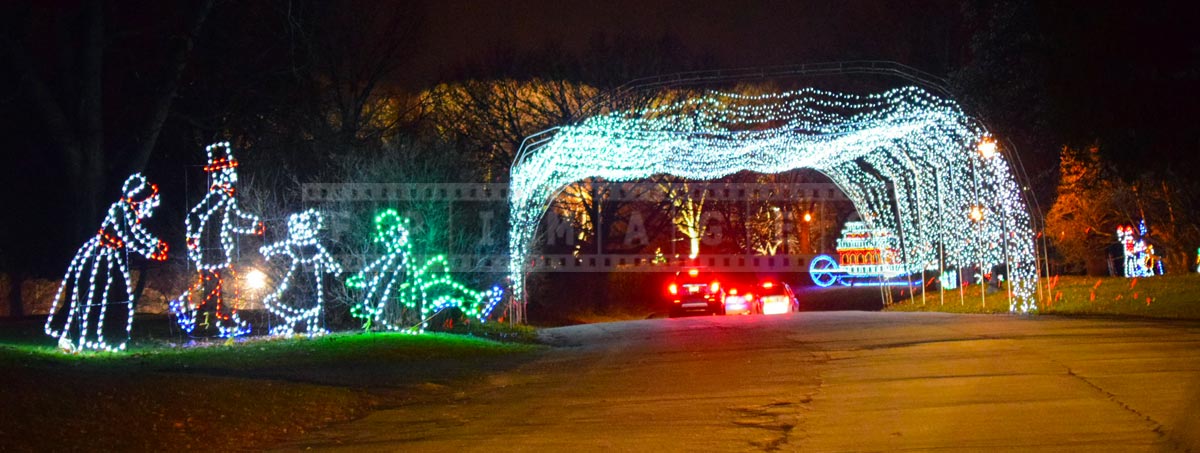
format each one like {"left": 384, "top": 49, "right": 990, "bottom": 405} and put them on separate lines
{"left": 935, "top": 166, "right": 945, "bottom": 306}
{"left": 887, "top": 167, "right": 915, "bottom": 307}
{"left": 894, "top": 139, "right": 932, "bottom": 307}
{"left": 1001, "top": 138, "right": 1048, "bottom": 311}
{"left": 971, "top": 148, "right": 986, "bottom": 309}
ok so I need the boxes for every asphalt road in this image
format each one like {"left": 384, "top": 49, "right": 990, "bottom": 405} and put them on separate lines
{"left": 277, "top": 312, "right": 1200, "bottom": 452}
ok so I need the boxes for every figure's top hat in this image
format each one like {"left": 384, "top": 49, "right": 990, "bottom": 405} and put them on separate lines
{"left": 203, "top": 141, "right": 239, "bottom": 173}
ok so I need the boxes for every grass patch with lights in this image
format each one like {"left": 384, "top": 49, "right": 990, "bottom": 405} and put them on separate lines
{"left": 0, "top": 317, "right": 540, "bottom": 451}
{"left": 886, "top": 274, "right": 1200, "bottom": 319}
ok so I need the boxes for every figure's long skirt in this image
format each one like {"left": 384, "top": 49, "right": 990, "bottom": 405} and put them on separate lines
{"left": 46, "top": 243, "right": 133, "bottom": 350}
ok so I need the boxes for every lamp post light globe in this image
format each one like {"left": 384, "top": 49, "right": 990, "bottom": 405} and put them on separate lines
{"left": 245, "top": 268, "right": 268, "bottom": 291}
{"left": 969, "top": 206, "right": 984, "bottom": 222}
{"left": 978, "top": 138, "right": 998, "bottom": 158}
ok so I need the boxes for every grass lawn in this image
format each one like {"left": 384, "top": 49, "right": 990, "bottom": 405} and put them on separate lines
{"left": 886, "top": 274, "right": 1200, "bottom": 319}
{"left": 0, "top": 316, "right": 540, "bottom": 451}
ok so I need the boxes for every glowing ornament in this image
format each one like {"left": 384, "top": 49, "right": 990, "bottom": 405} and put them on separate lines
{"left": 260, "top": 209, "right": 342, "bottom": 336}
{"left": 347, "top": 209, "right": 503, "bottom": 333}
{"left": 509, "top": 86, "right": 1039, "bottom": 313}
{"left": 170, "top": 142, "right": 263, "bottom": 338}
{"left": 45, "top": 174, "right": 168, "bottom": 352}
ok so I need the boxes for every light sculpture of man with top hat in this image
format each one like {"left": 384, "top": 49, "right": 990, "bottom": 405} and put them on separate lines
{"left": 170, "top": 142, "right": 263, "bottom": 337}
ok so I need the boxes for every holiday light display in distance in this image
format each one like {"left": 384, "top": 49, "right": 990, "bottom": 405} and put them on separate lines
{"left": 938, "top": 270, "right": 959, "bottom": 290}
{"left": 808, "top": 221, "right": 906, "bottom": 287}
{"left": 45, "top": 173, "right": 169, "bottom": 352}
{"left": 348, "top": 209, "right": 503, "bottom": 333}
{"left": 260, "top": 209, "right": 342, "bottom": 336}
{"left": 171, "top": 142, "right": 263, "bottom": 338}
{"left": 509, "top": 86, "right": 1039, "bottom": 312}
{"left": 1118, "top": 220, "right": 1163, "bottom": 278}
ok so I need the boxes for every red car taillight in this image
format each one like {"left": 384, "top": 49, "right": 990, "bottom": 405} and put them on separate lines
{"left": 668, "top": 283, "right": 678, "bottom": 295}
{"left": 710, "top": 281, "right": 720, "bottom": 293}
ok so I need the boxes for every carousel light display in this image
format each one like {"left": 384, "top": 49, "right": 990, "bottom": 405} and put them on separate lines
{"left": 260, "top": 209, "right": 342, "bottom": 336}
{"left": 170, "top": 142, "right": 263, "bottom": 338}
{"left": 347, "top": 209, "right": 504, "bottom": 333}
{"left": 45, "top": 174, "right": 169, "bottom": 352}
{"left": 509, "top": 86, "right": 1039, "bottom": 312}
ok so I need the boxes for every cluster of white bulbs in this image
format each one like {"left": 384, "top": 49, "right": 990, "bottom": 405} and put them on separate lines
{"left": 348, "top": 209, "right": 503, "bottom": 333}
{"left": 509, "top": 86, "right": 1039, "bottom": 312}
{"left": 44, "top": 174, "right": 169, "bottom": 352}
{"left": 170, "top": 142, "right": 263, "bottom": 337}
{"left": 259, "top": 209, "right": 343, "bottom": 336}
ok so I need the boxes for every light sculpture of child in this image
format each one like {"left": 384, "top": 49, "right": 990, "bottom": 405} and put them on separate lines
{"left": 260, "top": 209, "right": 341, "bottom": 336}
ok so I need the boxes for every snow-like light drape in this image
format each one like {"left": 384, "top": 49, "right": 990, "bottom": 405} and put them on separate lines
{"left": 509, "top": 86, "right": 1039, "bottom": 312}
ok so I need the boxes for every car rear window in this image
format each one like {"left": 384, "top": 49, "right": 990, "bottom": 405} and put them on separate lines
{"left": 757, "top": 284, "right": 787, "bottom": 296}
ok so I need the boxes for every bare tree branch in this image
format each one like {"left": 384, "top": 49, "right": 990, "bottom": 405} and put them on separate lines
{"left": 126, "top": 0, "right": 214, "bottom": 175}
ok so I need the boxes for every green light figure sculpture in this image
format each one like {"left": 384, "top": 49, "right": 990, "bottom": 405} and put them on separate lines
{"left": 347, "top": 209, "right": 503, "bottom": 332}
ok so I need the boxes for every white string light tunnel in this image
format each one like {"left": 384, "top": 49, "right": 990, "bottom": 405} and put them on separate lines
{"left": 507, "top": 86, "right": 1039, "bottom": 314}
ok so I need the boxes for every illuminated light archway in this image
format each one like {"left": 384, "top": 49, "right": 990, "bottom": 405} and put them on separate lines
{"left": 508, "top": 86, "right": 1038, "bottom": 314}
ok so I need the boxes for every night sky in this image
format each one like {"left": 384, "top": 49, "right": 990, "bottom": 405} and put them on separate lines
{"left": 0, "top": 0, "right": 1196, "bottom": 277}
{"left": 409, "top": 0, "right": 961, "bottom": 81}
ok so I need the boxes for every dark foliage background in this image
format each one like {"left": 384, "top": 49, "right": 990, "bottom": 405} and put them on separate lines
{"left": 0, "top": 0, "right": 1196, "bottom": 316}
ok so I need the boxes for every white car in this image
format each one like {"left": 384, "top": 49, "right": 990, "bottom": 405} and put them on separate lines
{"left": 756, "top": 281, "right": 799, "bottom": 315}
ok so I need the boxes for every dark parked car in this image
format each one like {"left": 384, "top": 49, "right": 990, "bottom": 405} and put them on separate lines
{"left": 667, "top": 268, "right": 726, "bottom": 317}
